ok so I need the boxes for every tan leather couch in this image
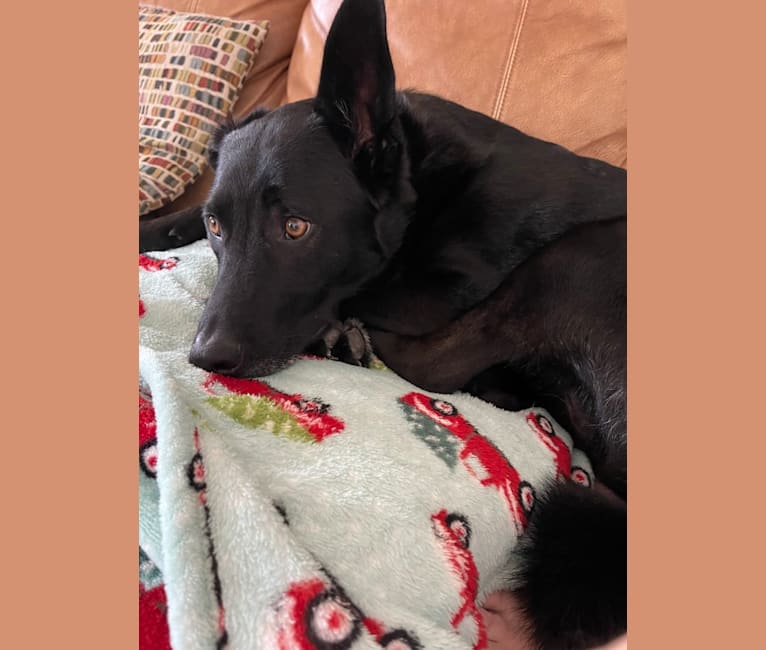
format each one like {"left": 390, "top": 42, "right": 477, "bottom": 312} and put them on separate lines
{"left": 141, "top": 0, "right": 626, "bottom": 217}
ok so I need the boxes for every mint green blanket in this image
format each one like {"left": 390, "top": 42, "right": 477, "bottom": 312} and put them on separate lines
{"left": 138, "top": 241, "right": 595, "bottom": 650}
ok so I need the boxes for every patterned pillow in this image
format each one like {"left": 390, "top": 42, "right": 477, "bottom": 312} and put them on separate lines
{"left": 138, "top": 6, "right": 269, "bottom": 216}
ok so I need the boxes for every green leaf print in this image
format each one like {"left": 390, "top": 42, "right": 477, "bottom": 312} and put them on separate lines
{"left": 206, "top": 394, "right": 314, "bottom": 443}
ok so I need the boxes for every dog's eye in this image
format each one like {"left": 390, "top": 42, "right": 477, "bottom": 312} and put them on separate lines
{"left": 207, "top": 215, "right": 222, "bottom": 238}
{"left": 285, "top": 217, "right": 310, "bottom": 240}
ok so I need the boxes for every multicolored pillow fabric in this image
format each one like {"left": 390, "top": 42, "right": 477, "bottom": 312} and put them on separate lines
{"left": 138, "top": 6, "right": 269, "bottom": 216}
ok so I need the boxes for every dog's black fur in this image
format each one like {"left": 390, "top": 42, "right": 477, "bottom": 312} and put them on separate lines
{"left": 371, "top": 218, "right": 627, "bottom": 499}
{"left": 139, "top": 0, "right": 626, "bottom": 647}
{"left": 139, "top": 204, "right": 205, "bottom": 253}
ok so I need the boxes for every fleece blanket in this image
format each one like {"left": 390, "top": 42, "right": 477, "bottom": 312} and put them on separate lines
{"left": 138, "top": 241, "right": 595, "bottom": 650}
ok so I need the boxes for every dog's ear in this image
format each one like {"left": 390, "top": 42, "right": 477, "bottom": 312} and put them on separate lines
{"left": 208, "top": 120, "right": 234, "bottom": 170}
{"left": 208, "top": 108, "right": 270, "bottom": 169}
{"left": 314, "top": 0, "right": 396, "bottom": 162}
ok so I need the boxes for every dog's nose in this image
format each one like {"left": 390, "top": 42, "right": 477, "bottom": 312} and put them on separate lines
{"left": 189, "top": 332, "right": 243, "bottom": 374}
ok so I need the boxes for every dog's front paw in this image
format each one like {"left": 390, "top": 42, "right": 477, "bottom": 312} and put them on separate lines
{"left": 313, "top": 319, "right": 373, "bottom": 368}
{"left": 139, "top": 206, "right": 206, "bottom": 253}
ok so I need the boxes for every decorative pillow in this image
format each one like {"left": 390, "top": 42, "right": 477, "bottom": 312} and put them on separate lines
{"left": 138, "top": 6, "right": 269, "bottom": 215}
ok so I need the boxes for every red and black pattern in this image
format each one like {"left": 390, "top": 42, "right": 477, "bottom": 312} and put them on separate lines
{"left": 362, "top": 614, "right": 422, "bottom": 650}
{"left": 139, "top": 583, "right": 172, "bottom": 650}
{"left": 139, "top": 253, "right": 178, "bottom": 319}
{"left": 400, "top": 392, "right": 535, "bottom": 533}
{"left": 272, "top": 572, "right": 422, "bottom": 650}
{"left": 139, "top": 253, "right": 179, "bottom": 272}
{"left": 187, "top": 429, "right": 229, "bottom": 649}
{"left": 204, "top": 373, "right": 345, "bottom": 442}
{"left": 431, "top": 509, "right": 487, "bottom": 650}
{"left": 273, "top": 502, "right": 290, "bottom": 526}
{"left": 525, "top": 412, "right": 572, "bottom": 481}
{"left": 273, "top": 576, "right": 362, "bottom": 649}
{"left": 571, "top": 465, "right": 593, "bottom": 487}
{"left": 375, "top": 629, "right": 423, "bottom": 650}
{"left": 139, "top": 393, "right": 158, "bottom": 479}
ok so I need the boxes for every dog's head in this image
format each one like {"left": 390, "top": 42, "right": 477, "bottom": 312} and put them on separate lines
{"left": 189, "top": 0, "right": 413, "bottom": 377}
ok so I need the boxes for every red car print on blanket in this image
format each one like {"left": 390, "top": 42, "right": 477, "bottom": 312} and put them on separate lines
{"left": 273, "top": 577, "right": 363, "bottom": 650}
{"left": 139, "top": 253, "right": 179, "bottom": 272}
{"left": 525, "top": 412, "right": 597, "bottom": 487}
{"left": 203, "top": 374, "right": 345, "bottom": 442}
{"left": 525, "top": 412, "right": 572, "bottom": 480}
{"left": 570, "top": 465, "right": 593, "bottom": 487}
{"left": 139, "top": 254, "right": 179, "bottom": 318}
{"left": 139, "top": 393, "right": 158, "bottom": 479}
{"left": 187, "top": 428, "right": 229, "bottom": 649}
{"left": 431, "top": 510, "right": 487, "bottom": 650}
{"left": 399, "top": 392, "right": 535, "bottom": 534}
{"left": 271, "top": 576, "right": 421, "bottom": 650}
{"left": 139, "top": 583, "right": 172, "bottom": 650}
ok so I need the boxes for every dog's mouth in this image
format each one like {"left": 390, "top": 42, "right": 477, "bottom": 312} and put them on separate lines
{"left": 229, "top": 325, "right": 338, "bottom": 378}
{"left": 189, "top": 321, "right": 335, "bottom": 378}
{"left": 188, "top": 338, "right": 298, "bottom": 378}
{"left": 220, "top": 355, "right": 298, "bottom": 379}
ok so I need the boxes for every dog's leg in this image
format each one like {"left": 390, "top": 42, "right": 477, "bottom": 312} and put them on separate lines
{"left": 365, "top": 271, "right": 535, "bottom": 394}
{"left": 344, "top": 256, "right": 528, "bottom": 336}
{"left": 368, "top": 219, "right": 627, "bottom": 495}
{"left": 344, "top": 279, "right": 468, "bottom": 336}
{"left": 139, "top": 205, "right": 205, "bottom": 252}
{"left": 366, "top": 219, "right": 625, "bottom": 391}
{"left": 365, "top": 225, "right": 622, "bottom": 389}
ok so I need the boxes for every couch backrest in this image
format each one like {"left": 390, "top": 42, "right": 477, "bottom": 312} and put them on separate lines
{"left": 142, "top": 0, "right": 625, "bottom": 215}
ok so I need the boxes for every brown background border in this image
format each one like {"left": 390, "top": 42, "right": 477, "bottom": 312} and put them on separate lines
{"left": 3, "top": 1, "right": 763, "bottom": 647}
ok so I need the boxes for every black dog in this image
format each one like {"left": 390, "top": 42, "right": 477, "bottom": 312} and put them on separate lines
{"left": 139, "top": 0, "right": 626, "bottom": 647}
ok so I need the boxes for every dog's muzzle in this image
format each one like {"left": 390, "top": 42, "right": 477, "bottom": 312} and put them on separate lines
{"left": 189, "top": 330, "right": 244, "bottom": 375}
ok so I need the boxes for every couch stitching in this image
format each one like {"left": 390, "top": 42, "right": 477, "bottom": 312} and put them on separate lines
{"left": 492, "top": 0, "right": 530, "bottom": 120}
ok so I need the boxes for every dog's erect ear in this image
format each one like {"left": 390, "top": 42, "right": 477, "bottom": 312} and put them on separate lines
{"left": 208, "top": 120, "right": 235, "bottom": 170}
{"left": 314, "top": 0, "right": 396, "bottom": 161}
{"left": 208, "top": 108, "right": 270, "bottom": 169}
